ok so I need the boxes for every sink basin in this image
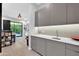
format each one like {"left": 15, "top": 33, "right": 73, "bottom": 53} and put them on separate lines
{"left": 52, "top": 37, "right": 61, "bottom": 40}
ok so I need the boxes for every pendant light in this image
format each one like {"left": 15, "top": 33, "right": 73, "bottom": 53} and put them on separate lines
{"left": 18, "top": 13, "right": 22, "bottom": 20}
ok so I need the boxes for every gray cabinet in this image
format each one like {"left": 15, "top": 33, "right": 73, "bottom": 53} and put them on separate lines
{"left": 31, "top": 36, "right": 46, "bottom": 55}
{"left": 46, "top": 40, "right": 65, "bottom": 56}
{"left": 66, "top": 48, "right": 79, "bottom": 56}
{"left": 31, "top": 36, "right": 79, "bottom": 56}
{"left": 31, "top": 36, "right": 65, "bottom": 56}
{"left": 66, "top": 44, "right": 79, "bottom": 56}
{"left": 35, "top": 3, "right": 79, "bottom": 26}
{"left": 37, "top": 6, "right": 51, "bottom": 26}
{"left": 31, "top": 36, "right": 37, "bottom": 51}
{"left": 50, "top": 3, "right": 67, "bottom": 25}
{"left": 35, "top": 3, "right": 67, "bottom": 26}
{"left": 35, "top": 11, "right": 38, "bottom": 26}
{"left": 37, "top": 37, "right": 46, "bottom": 55}
{"left": 67, "top": 3, "right": 79, "bottom": 24}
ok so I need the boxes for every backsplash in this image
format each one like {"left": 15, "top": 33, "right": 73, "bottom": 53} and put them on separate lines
{"left": 34, "top": 24, "right": 79, "bottom": 38}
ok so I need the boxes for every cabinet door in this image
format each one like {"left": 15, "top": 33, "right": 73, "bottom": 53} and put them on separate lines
{"left": 66, "top": 48, "right": 79, "bottom": 56}
{"left": 31, "top": 36, "right": 37, "bottom": 51}
{"left": 46, "top": 40, "right": 65, "bottom": 56}
{"left": 67, "top": 3, "right": 79, "bottom": 24}
{"left": 66, "top": 44, "right": 79, "bottom": 56}
{"left": 35, "top": 11, "right": 38, "bottom": 26}
{"left": 37, "top": 6, "right": 51, "bottom": 26}
{"left": 50, "top": 3, "right": 67, "bottom": 25}
{"left": 37, "top": 37, "right": 46, "bottom": 55}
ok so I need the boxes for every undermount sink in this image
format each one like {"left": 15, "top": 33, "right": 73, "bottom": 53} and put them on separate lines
{"left": 52, "top": 37, "right": 61, "bottom": 40}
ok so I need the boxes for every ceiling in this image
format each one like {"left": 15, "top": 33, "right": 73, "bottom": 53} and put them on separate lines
{"left": 31, "top": 3, "right": 47, "bottom": 8}
{"left": 2, "top": 3, "right": 48, "bottom": 20}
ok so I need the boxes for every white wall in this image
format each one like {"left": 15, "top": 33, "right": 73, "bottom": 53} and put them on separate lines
{"left": 35, "top": 24, "right": 79, "bottom": 38}
{"left": 3, "top": 3, "right": 33, "bottom": 18}
{"left": 2, "top": 3, "right": 37, "bottom": 37}
{"left": 2, "top": 3, "right": 37, "bottom": 26}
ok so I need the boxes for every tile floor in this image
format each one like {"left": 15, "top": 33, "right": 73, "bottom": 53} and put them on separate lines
{"left": 0, "top": 37, "right": 39, "bottom": 56}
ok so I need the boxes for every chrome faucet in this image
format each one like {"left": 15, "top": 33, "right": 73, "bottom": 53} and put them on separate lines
{"left": 52, "top": 30, "right": 60, "bottom": 40}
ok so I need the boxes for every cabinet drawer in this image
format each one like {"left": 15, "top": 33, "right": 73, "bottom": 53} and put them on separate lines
{"left": 66, "top": 44, "right": 79, "bottom": 51}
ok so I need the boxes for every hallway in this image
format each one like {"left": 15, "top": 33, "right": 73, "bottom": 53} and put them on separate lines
{"left": 0, "top": 38, "right": 39, "bottom": 56}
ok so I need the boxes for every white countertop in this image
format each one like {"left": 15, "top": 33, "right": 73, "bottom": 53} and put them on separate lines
{"left": 31, "top": 34, "right": 79, "bottom": 46}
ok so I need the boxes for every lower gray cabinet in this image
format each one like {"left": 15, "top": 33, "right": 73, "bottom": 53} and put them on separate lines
{"left": 37, "top": 37, "right": 46, "bottom": 55}
{"left": 31, "top": 36, "right": 65, "bottom": 56}
{"left": 66, "top": 44, "right": 79, "bottom": 56}
{"left": 46, "top": 40, "right": 65, "bottom": 56}
{"left": 31, "top": 36, "right": 37, "bottom": 51}
{"left": 31, "top": 36, "right": 79, "bottom": 56}
{"left": 66, "top": 48, "right": 79, "bottom": 56}
{"left": 31, "top": 36, "right": 46, "bottom": 56}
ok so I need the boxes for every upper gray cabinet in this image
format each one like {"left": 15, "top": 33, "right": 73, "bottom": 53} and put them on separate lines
{"left": 67, "top": 3, "right": 79, "bottom": 24}
{"left": 36, "top": 6, "right": 51, "bottom": 26}
{"left": 35, "top": 11, "right": 38, "bottom": 26}
{"left": 35, "top": 3, "right": 67, "bottom": 26}
{"left": 50, "top": 3, "right": 67, "bottom": 25}
{"left": 35, "top": 3, "right": 79, "bottom": 26}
